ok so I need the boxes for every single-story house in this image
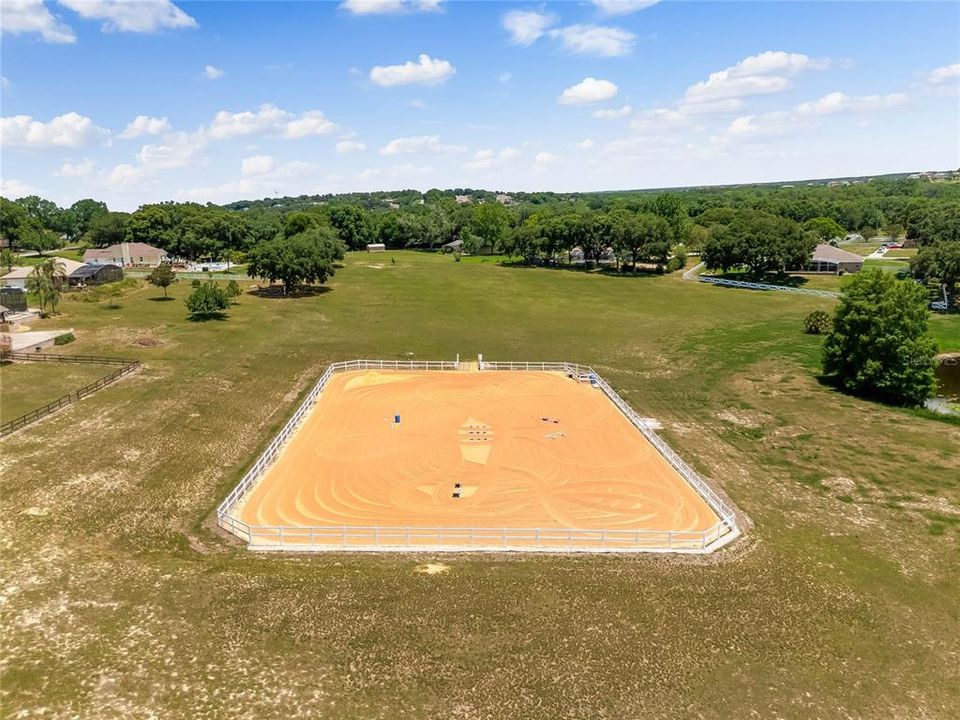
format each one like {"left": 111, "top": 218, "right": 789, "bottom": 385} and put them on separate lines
{"left": 53, "top": 257, "right": 87, "bottom": 276}
{"left": 1, "top": 258, "right": 121, "bottom": 290}
{"left": 0, "top": 266, "right": 34, "bottom": 290}
{"left": 68, "top": 263, "right": 123, "bottom": 287}
{"left": 2, "top": 257, "right": 87, "bottom": 289}
{"left": 84, "top": 242, "right": 168, "bottom": 267}
{"left": 806, "top": 244, "right": 864, "bottom": 274}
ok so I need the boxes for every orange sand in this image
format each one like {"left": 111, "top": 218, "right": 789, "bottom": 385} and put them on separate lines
{"left": 237, "top": 370, "right": 720, "bottom": 545}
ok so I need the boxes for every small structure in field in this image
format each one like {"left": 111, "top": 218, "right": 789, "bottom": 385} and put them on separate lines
{"left": 366, "top": 243, "right": 386, "bottom": 253}
{"left": 806, "top": 244, "right": 864, "bottom": 274}
{"left": 68, "top": 263, "right": 123, "bottom": 288}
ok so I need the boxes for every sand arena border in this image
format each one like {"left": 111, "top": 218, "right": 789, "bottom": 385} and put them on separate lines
{"left": 217, "top": 359, "right": 740, "bottom": 553}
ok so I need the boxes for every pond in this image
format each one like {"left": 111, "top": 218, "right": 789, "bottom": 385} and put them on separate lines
{"left": 927, "top": 355, "right": 960, "bottom": 415}
{"left": 936, "top": 356, "right": 960, "bottom": 399}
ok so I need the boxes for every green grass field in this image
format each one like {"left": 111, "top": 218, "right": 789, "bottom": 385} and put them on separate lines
{"left": 3, "top": 250, "right": 959, "bottom": 718}
{"left": 0, "top": 360, "right": 112, "bottom": 424}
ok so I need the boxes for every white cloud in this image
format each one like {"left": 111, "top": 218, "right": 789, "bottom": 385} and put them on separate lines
{"left": 282, "top": 111, "right": 336, "bottom": 139}
{"left": 464, "top": 146, "right": 522, "bottom": 170}
{"left": 0, "top": 76, "right": 10, "bottom": 89}
{"left": 928, "top": 63, "right": 960, "bottom": 84}
{"left": 535, "top": 152, "right": 558, "bottom": 165}
{"left": 56, "top": 0, "right": 197, "bottom": 33}
{"left": 369, "top": 54, "right": 455, "bottom": 87}
{"left": 340, "top": 0, "right": 442, "bottom": 15}
{"left": 723, "top": 111, "right": 800, "bottom": 139}
{"left": 794, "top": 91, "right": 907, "bottom": 115}
{"left": 676, "top": 98, "right": 743, "bottom": 116}
{"left": 630, "top": 107, "right": 692, "bottom": 130}
{"left": 575, "top": 138, "right": 595, "bottom": 150}
{"left": 549, "top": 24, "right": 634, "bottom": 57}
{"left": 498, "top": 71, "right": 512, "bottom": 84}
{"left": 136, "top": 131, "right": 205, "bottom": 169}
{"left": 107, "top": 162, "right": 148, "bottom": 187}
{"left": 240, "top": 155, "right": 278, "bottom": 176}
{"left": 118, "top": 114, "right": 172, "bottom": 139}
{"left": 0, "top": 0, "right": 76, "bottom": 43}
{"left": 177, "top": 160, "right": 319, "bottom": 203}
{"left": 712, "top": 88, "right": 908, "bottom": 148}
{"left": 208, "top": 104, "right": 334, "bottom": 139}
{"left": 336, "top": 139, "right": 367, "bottom": 154}
{"left": 379, "top": 135, "right": 466, "bottom": 156}
{"left": 558, "top": 77, "right": 619, "bottom": 106}
{"left": 683, "top": 51, "right": 830, "bottom": 106}
{"left": 204, "top": 64, "right": 224, "bottom": 80}
{"left": 592, "top": 104, "right": 632, "bottom": 119}
{"left": 592, "top": 0, "right": 660, "bottom": 16}
{"left": 502, "top": 9, "right": 555, "bottom": 46}
{"left": 0, "top": 0, "right": 77, "bottom": 44}
{"left": 54, "top": 158, "right": 94, "bottom": 177}
{"left": 0, "top": 177, "right": 41, "bottom": 197}
{"left": 0, "top": 112, "right": 109, "bottom": 148}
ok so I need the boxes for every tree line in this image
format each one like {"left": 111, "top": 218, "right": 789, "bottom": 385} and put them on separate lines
{"left": 1, "top": 176, "right": 958, "bottom": 299}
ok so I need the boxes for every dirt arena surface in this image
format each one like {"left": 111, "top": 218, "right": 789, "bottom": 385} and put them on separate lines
{"left": 236, "top": 370, "right": 721, "bottom": 548}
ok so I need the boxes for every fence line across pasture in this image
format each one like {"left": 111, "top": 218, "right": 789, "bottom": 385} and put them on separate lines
{"left": 0, "top": 353, "right": 141, "bottom": 438}
{"left": 217, "top": 357, "right": 740, "bottom": 553}
{"left": 682, "top": 262, "right": 840, "bottom": 298}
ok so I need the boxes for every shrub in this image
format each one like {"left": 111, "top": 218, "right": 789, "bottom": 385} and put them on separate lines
{"left": 803, "top": 310, "right": 832, "bottom": 335}
{"left": 225, "top": 279, "right": 242, "bottom": 303}
{"left": 666, "top": 249, "right": 687, "bottom": 273}
{"left": 191, "top": 279, "right": 201, "bottom": 289}
{"left": 54, "top": 332, "right": 76, "bottom": 345}
{"left": 185, "top": 281, "right": 229, "bottom": 319}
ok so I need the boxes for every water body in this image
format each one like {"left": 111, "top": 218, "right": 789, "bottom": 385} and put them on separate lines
{"left": 936, "top": 356, "right": 960, "bottom": 400}
{"left": 927, "top": 355, "right": 960, "bottom": 415}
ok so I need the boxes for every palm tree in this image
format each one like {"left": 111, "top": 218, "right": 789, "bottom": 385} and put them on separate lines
{"left": 28, "top": 258, "right": 67, "bottom": 315}
{"left": 25, "top": 268, "right": 52, "bottom": 315}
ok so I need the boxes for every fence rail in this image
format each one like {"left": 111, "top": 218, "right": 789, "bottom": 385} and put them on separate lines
{"left": 219, "top": 513, "right": 728, "bottom": 552}
{"left": 217, "top": 357, "right": 739, "bottom": 553}
{"left": 682, "top": 261, "right": 839, "bottom": 298}
{"left": 215, "top": 359, "right": 460, "bottom": 520}
{"left": 4, "top": 351, "right": 140, "bottom": 365}
{"left": 0, "top": 354, "right": 140, "bottom": 437}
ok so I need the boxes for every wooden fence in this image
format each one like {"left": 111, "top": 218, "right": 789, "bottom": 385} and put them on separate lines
{"left": 0, "top": 352, "right": 140, "bottom": 438}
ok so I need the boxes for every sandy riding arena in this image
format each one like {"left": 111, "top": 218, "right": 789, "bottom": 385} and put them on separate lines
{"left": 232, "top": 369, "right": 727, "bottom": 551}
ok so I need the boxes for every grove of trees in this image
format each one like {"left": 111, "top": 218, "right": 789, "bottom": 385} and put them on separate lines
{"left": 1, "top": 174, "right": 958, "bottom": 298}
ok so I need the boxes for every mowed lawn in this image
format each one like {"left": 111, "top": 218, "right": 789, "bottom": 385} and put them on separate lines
{"left": 3, "top": 251, "right": 958, "bottom": 719}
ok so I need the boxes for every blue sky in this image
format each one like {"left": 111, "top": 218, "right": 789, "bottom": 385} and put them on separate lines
{"left": 1, "top": 0, "right": 958, "bottom": 211}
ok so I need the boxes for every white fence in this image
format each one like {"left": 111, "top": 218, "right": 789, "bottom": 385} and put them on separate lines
{"left": 682, "top": 262, "right": 839, "bottom": 298}
{"left": 215, "top": 359, "right": 459, "bottom": 521}
{"left": 217, "top": 358, "right": 739, "bottom": 553}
